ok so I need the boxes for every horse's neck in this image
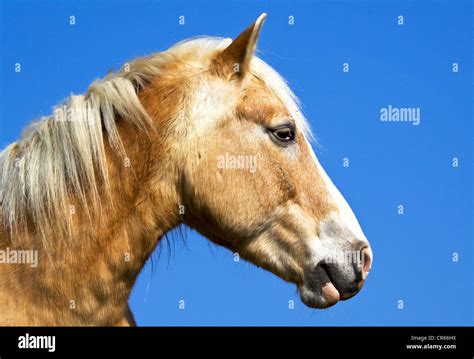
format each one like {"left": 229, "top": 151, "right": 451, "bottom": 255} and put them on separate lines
{"left": 0, "top": 129, "right": 180, "bottom": 325}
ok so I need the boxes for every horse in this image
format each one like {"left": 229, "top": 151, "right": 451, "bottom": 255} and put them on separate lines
{"left": 0, "top": 13, "right": 372, "bottom": 326}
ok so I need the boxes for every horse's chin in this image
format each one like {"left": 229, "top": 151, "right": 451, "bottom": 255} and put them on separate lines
{"left": 298, "top": 282, "right": 341, "bottom": 309}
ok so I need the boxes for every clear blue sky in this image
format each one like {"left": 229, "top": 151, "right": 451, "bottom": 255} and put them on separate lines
{"left": 0, "top": 0, "right": 472, "bottom": 326}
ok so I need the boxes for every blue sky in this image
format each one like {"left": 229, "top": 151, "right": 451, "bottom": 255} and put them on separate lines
{"left": 0, "top": 0, "right": 472, "bottom": 325}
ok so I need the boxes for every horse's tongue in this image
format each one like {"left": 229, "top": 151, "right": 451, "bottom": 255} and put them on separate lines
{"left": 322, "top": 282, "right": 340, "bottom": 307}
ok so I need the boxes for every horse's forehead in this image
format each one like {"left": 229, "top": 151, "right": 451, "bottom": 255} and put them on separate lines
{"left": 184, "top": 73, "right": 290, "bottom": 136}
{"left": 235, "top": 77, "right": 290, "bottom": 125}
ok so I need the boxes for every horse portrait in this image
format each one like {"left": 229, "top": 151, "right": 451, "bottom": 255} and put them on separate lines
{"left": 0, "top": 13, "right": 372, "bottom": 325}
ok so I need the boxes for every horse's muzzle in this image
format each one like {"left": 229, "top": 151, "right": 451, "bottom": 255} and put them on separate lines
{"left": 299, "top": 247, "right": 372, "bottom": 309}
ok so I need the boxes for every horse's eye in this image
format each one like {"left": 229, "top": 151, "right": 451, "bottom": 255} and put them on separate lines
{"left": 270, "top": 125, "right": 296, "bottom": 145}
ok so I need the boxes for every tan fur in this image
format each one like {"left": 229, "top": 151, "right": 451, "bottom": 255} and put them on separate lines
{"left": 0, "top": 16, "right": 368, "bottom": 325}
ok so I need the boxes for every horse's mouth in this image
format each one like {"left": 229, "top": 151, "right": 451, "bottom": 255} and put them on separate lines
{"left": 299, "top": 281, "right": 340, "bottom": 309}
{"left": 298, "top": 264, "right": 365, "bottom": 309}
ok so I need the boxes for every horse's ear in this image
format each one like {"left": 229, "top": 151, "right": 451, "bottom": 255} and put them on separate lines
{"left": 214, "top": 13, "right": 267, "bottom": 79}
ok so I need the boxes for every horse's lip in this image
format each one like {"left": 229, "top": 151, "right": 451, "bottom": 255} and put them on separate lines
{"left": 320, "top": 281, "right": 340, "bottom": 307}
{"left": 298, "top": 282, "right": 340, "bottom": 309}
{"left": 340, "top": 279, "right": 365, "bottom": 300}
{"left": 298, "top": 264, "right": 341, "bottom": 309}
{"left": 318, "top": 263, "right": 340, "bottom": 307}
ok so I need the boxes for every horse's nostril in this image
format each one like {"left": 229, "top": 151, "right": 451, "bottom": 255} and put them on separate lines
{"left": 361, "top": 247, "right": 372, "bottom": 280}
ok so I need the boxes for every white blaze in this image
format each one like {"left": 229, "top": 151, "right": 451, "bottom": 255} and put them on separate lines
{"left": 304, "top": 137, "right": 367, "bottom": 243}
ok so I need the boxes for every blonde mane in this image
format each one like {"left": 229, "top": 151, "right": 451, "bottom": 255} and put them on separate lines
{"left": 0, "top": 37, "right": 311, "bottom": 246}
